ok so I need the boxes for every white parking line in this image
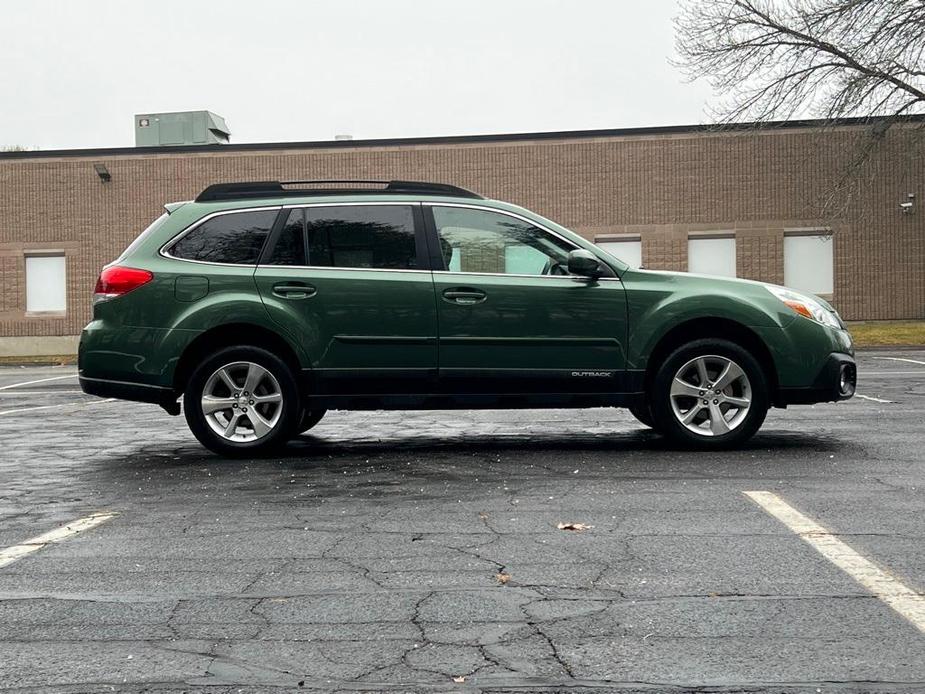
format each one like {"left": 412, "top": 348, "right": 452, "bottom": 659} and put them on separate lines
{"left": 744, "top": 491, "right": 925, "bottom": 633}
{"left": 869, "top": 370, "right": 925, "bottom": 375}
{"left": 0, "top": 390, "right": 85, "bottom": 396}
{"left": 855, "top": 394, "right": 894, "bottom": 403}
{"left": 0, "top": 398, "right": 115, "bottom": 416}
{"left": 0, "top": 374, "right": 77, "bottom": 391}
{"left": 0, "top": 512, "right": 117, "bottom": 569}
{"left": 872, "top": 357, "right": 925, "bottom": 367}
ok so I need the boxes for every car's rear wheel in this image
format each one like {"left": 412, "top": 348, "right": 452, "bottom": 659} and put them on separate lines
{"left": 183, "top": 346, "right": 300, "bottom": 457}
{"left": 298, "top": 408, "right": 327, "bottom": 433}
{"left": 650, "top": 338, "right": 768, "bottom": 449}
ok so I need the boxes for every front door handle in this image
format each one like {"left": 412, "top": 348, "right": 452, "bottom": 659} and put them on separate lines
{"left": 272, "top": 282, "right": 317, "bottom": 300}
{"left": 442, "top": 288, "right": 487, "bottom": 305}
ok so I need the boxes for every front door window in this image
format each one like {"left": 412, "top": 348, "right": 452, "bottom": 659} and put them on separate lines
{"left": 432, "top": 206, "right": 574, "bottom": 276}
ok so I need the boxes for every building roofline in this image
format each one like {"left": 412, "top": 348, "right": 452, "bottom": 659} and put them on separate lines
{"left": 2, "top": 115, "right": 921, "bottom": 161}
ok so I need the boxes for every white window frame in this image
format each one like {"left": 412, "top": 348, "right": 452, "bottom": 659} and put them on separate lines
{"left": 25, "top": 251, "right": 67, "bottom": 315}
{"left": 687, "top": 232, "right": 737, "bottom": 278}
{"left": 595, "top": 234, "right": 642, "bottom": 269}
{"left": 784, "top": 227, "right": 834, "bottom": 297}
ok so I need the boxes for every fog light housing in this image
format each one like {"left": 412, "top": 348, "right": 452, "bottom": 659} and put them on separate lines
{"left": 838, "top": 363, "right": 857, "bottom": 397}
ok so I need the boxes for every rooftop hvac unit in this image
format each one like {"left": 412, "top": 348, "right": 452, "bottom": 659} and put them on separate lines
{"left": 134, "top": 111, "right": 230, "bottom": 147}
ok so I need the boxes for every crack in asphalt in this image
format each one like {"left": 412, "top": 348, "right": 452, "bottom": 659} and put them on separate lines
{"left": 2, "top": 361, "right": 925, "bottom": 690}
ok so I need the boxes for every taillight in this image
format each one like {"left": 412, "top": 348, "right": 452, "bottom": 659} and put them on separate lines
{"left": 94, "top": 266, "right": 154, "bottom": 303}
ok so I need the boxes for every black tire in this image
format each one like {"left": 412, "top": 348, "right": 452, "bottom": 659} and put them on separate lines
{"left": 183, "top": 345, "right": 301, "bottom": 457}
{"left": 649, "top": 338, "right": 768, "bottom": 449}
{"left": 298, "top": 408, "right": 327, "bottom": 434}
{"left": 628, "top": 403, "right": 657, "bottom": 429}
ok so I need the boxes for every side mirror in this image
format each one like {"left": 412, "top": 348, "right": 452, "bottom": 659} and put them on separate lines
{"left": 567, "top": 249, "right": 603, "bottom": 278}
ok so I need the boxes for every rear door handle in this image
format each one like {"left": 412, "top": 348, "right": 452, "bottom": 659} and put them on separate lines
{"left": 272, "top": 282, "right": 316, "bottom": 300}
{"left": 442, "top": 288, "right": 487, "bottom": 305}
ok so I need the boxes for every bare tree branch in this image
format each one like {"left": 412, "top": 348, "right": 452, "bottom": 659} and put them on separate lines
{"left": 675, "top": 0, "right": 925, "bottom": 219}
{"left": 675, "top": 0, "right": 925, "bottom": 125}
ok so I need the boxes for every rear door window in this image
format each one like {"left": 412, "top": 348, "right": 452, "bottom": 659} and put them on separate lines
{"left": 266, "top": 205, "right": 418, "bottom": 269}
{"left": 169, "top": 209, "right": 277, "bottom": 264}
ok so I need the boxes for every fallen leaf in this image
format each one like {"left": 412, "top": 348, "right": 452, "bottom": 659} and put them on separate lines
{"left": 452, "top": 676, "right": 467, "bottom": 683}
{"left": 495, "top": 572, "right": 510, "bottom": 585}
{"left": 557, "top": 522, "right": 593, "bottom": 531}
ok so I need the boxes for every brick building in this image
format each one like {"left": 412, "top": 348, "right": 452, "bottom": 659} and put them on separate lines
{"left": 0, "top": 118, "right": 922, "bottom": 356}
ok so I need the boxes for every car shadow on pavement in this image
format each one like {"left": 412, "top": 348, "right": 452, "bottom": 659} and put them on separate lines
{"left": 105, "top": 426, "right": 847, "bottom": 474}
{"left": 285, "top": 427, "right": 841, "bottom": 455}
{"left": 74, "top": 426, "right": 854, "bottom": 507}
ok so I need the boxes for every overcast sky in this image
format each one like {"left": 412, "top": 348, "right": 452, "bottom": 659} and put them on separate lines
{"left": 1, "top": 0, "right": 713, "bottom": 150}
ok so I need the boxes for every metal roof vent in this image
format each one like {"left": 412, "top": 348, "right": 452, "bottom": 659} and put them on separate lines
{"left": 134, "top": 111, "right": 230, "bottom": 147}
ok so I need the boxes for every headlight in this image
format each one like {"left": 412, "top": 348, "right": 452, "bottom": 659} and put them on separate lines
{"left": 765, "top": 286, "right": 841, "bottom": 329}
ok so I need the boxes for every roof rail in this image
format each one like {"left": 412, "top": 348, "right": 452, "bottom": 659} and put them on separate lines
{"left": 194, "top": 179, "right": 483, "bottom": 202}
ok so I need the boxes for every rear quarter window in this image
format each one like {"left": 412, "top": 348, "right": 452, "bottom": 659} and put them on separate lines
{"left": 168, "top": 209, "right": 277, "bottom": 265}
{"left": 117, "top": 212, "right": 170, "bottom": 262}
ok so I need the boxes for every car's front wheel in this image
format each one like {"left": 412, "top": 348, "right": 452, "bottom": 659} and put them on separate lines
{"left": 183, "top": 346, "right": 300, "bottom": 457}
{"left": 650, "top": 338, "right": 768, "bottom": 449}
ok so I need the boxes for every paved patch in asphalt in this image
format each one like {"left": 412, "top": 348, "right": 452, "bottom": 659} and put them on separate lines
{"left": 0, "top": 351, "right": 924, "bottom": 692}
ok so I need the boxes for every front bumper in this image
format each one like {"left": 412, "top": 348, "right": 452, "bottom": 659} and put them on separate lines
{"left": 775, "top": 352, "right": 857, "bottom": 406}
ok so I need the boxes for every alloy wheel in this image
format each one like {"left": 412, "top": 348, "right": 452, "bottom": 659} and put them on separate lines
{"left": 200, "top": 361, "right": 283, "bottom": 442}
{"left": 669, "top": 355, "right": 752, "bottom": 437}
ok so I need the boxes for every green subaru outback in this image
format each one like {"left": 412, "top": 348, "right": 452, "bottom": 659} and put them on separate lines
{"left": 79, "top": 180, "right": 856, "bottom": 456}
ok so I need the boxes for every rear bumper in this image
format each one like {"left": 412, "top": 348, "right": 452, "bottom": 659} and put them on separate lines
{"left": 775, "top": 352, "right": 857, "bottom": 406}
{"left": 79, "top": 375, "right": 176, "bottom": 406}
{"left": 78, "top": 319, "right": 191, "bottom": 391}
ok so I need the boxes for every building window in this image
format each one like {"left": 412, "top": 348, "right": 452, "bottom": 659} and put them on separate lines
{"left": 504, "top": 244, "right": 552, "bottom": 275}
{"left": 784, "top": 230, "right": 833, "bottom": 296}
{"left": 688, "top": 234, "right": 736, "bottom": 277}
{"left": 595, "top": 237, "right": 642, "bottom": 269}
{"left": 25, "top": 254, "right": 67, "bottom": 313}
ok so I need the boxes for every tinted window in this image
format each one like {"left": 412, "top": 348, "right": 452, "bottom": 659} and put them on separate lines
{"left": 432, "top": 206, "right": 573, "bottom": 275}
{"left": 299, "top": 205, "right": 417, "bottom": 269}
{"left": 266, "top": 209, "right": 306, "bottom": 265}
{"left": 170, "top": 210, "right": 276, "bottom": 264}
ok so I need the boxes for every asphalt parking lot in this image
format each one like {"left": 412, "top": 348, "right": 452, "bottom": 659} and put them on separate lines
{"left": 1, "top": 351, "right": 924, "bottom": 692}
